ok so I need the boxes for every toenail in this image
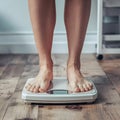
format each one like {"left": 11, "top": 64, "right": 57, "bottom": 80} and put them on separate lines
{"left": 82, "top": 85, "right": 87, "bottom": 91}
{"left": 74, "top": 87, "right": 79, "bottom": 92}
{"left": 86, "top": 88, "right": 89, "bottom": 91}
{"left": 39, "top": 88, "right": 41, "bottom": 92}
{"left": 33, "top": 90, "right": 36, "bottom": 93}
{"left": 83, "top": 88, "right": 86, "bottom": 92}
{"left": 78, "top": 85, "right": 84, "bottom": 92}
{"left": 81, "top": 90, "right": 84, "bottom": 92}
{"left": 40, "top": 88, "right": 45, "bottom": 92}
{"left": 85, "top": 87, "right": 89, "bottom": 91}
{"left": 34, "top": 88, "right": 38, "bottom": 92}
{"left": 30, "top": 88, "right": 33, "bottom": 91}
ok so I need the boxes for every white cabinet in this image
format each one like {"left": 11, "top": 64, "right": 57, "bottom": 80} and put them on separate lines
{"left": 97, "top": 0, "right": 120, "bottom": 60}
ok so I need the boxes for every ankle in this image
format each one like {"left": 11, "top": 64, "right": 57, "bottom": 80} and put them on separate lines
{"left": 40, "top": 62, "right": 53, "bottom": 69}
{"left": 39, "top": 59, "right": 53, "bottom": 69}
{"left": 67, "top": 60, "right": 80, "bottom": 70}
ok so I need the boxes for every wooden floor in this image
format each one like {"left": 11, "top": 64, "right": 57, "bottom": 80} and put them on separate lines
{"left": 0, "top": 54, "right": 120, "bottom": 120}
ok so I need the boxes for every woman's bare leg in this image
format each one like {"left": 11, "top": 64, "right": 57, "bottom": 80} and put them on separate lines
{"left": 64, "top": 0, "right": 93, "bottom": 92}
{"left": 26, "top": 0, "right": 56, "bottom": 93}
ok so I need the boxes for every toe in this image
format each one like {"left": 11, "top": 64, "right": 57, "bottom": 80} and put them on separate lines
{"left": 83, "top": 84, "right": 89, "bottom": 91}
{"left": 69, "top": 82, "right": 80, "bottom": 92}
{"left": 30, "top": 85, "right": 35, "bottom": 92}
{"left": 39, "top": 88, "right": 41, "bottom": 92}
{"left": 88, "top": 82, "right": 93, "bottom": 87}
{"left": 25, "top": 83, "right": 30, "bottom": 89}
{"left": 86, "top": 83, "right": 92, "bottom": 90}
{"left": 40, "top": 81, "right": 49, "bottom": 92}
{"left": 88, "top": 82, "right": 93, "bottom": 90}
{"left": 78, "top": 84, "right": 84, "bottom": 92}
{"left": 25, "top": 85, "right": 28, "bottom": 89}
{"left": 40, "top": 88, "right": 46, "bottom": 92}
{"left": 26, "top": 85, "right": 31, "bottom": 91}
{"left": 39, "top": 88, "right": 45, "bottom": 93}
{"left": 73, "top": 87, "right": 80, "bottom": 92}
{"left": 33, "top": 86, "right": 39, "bottom": 93}
{"left": 25, "top": 83, "right": 32, "bottom": 90}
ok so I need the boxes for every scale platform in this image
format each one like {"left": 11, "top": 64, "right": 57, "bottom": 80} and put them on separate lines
{"left": 22, "top": 77, "right": 98, "bottom": 104}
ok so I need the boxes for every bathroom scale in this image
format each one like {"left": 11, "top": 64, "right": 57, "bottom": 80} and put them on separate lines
{"left": 22, "top": 77, "right": 98, "bottom": 104}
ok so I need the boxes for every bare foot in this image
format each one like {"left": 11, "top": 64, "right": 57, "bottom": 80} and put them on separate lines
{"left": 25, "top": 63, "right": 53, "bottom": 93}
{"left": 67, "top": 63, "right": 93, "bottom": 92}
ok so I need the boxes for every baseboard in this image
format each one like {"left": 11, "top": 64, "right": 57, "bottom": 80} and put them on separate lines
{"left": 0, "top": 31, "right": 97, "bottom": 54}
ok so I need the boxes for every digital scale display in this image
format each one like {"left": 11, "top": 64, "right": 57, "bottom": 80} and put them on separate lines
{"left": 47, "top": 90, "right": 68, "bottom": 94}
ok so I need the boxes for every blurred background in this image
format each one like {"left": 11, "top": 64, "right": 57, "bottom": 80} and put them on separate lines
{"left": 0, "top": 0, "right": 97, "bottom": 54}
{"left": 0, "top": 0, "right": 119, "bottom": 55}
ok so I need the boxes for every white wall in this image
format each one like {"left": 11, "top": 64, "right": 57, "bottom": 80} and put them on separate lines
{"left": 0, "top": 0, "right": 97, "bottom": 54}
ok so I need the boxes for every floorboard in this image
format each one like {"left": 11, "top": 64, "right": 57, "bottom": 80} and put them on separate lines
{"left": 0, "top": 54, "right": 120, "bottom": 120}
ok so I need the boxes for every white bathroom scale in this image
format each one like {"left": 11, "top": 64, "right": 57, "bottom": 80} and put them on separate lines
{"left": 22, "top": 77, "right": 98, "bottom": 104}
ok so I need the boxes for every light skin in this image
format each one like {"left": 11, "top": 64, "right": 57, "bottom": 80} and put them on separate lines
{"left": 26, "top": 0, "right": 93, "bottom": 93}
